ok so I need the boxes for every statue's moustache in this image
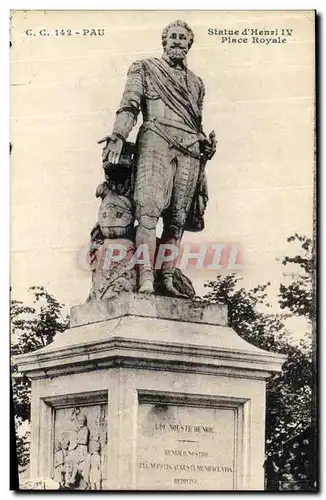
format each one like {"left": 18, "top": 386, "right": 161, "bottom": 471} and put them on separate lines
{"left": 168, "top": 46, "right": 187, "bottom": 52}
{"left": 166, "top": 46, "right": 187, "bottom": 58}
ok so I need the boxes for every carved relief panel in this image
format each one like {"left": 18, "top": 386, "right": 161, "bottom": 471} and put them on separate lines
{"left": 52, "top": 404, "right": 108, "bottom": 490}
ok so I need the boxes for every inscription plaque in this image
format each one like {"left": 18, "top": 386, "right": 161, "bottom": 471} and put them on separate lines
{"left": 137, "top": 402, "right": 236, "bottom": 490}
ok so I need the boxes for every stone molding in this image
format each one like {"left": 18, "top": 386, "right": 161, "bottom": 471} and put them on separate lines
{"left": 14, "top": 297, "right": 286, "bottom": 382}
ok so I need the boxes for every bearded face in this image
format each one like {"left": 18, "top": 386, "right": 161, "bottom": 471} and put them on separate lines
{"left": 164, "top": 26, "right": 190, "bottom": 62}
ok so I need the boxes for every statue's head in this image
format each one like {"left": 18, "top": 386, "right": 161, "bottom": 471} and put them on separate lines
{"left": 54, "top": 440, "right": 62, "bottom": 452}
{"left": 162, "top": 20, "right": 194, "bottom": 62}
{"left": 76, "top": 413, "right": 87, "bottom": 429}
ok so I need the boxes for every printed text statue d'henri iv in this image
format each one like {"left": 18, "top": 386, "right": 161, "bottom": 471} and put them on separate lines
{"left": 99, "top": 20, "right": 217, "bottom": 298}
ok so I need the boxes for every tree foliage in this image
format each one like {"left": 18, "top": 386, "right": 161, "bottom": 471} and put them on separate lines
{"left": 11, "top": 286, "right": 69, "bottom": 469}
{"left": 278, "top": 234, "right": 314, "bottom": 323}
{"left": 14, "top": 417, "right": 31, "bottom": 472}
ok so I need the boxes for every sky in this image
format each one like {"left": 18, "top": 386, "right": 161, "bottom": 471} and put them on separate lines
{"left": 10, "top": 10, "right": 314, "bottom": 338}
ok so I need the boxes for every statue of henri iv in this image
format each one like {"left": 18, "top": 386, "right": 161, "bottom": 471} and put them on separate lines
{"left": 97, "top": 20, "right": 216, "bottom": 298}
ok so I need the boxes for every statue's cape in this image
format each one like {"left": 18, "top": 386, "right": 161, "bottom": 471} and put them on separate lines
{"left": 142, "top": 58, "right": 202, "bottom": 132}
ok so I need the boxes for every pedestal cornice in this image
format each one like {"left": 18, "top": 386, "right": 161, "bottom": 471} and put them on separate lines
{"left": 14, "top": 294, "right": 286, "bottom": 381}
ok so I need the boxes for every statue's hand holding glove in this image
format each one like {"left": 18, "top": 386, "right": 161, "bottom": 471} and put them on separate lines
{"left": 98, "top": 133, "right": 124, "bottom": 164}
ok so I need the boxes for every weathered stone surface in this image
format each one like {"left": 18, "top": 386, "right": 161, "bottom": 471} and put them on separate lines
{"left": 87, "top": 239, "right": 137, "bottom": 301}
{"left": 72, "top": 293, "right": 228, "bottom": 328}
{"left": 137, "top": 403, "right": 235, "bottom": 490}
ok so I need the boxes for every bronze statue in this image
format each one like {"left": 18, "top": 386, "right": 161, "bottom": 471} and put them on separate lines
{"left": 96, "top": 20, "right": 216, "bottom": 298}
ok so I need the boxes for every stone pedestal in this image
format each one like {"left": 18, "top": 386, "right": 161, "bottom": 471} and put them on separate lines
{"left": 15, "top": 293, "right": 286, "bottom": 491}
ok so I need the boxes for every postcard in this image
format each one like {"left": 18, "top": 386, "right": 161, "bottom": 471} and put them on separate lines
{"left": 10, "top": 10, "right": 316, "bottom": 491}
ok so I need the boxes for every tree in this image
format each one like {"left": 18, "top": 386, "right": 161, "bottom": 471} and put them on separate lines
{"left": 278, "top": 234, "right": 314, "bottom": 323}
{"left": 14, "top": 418, "right": 31, "bottom": 472}
{"left": 10, "top": 286, "right": 69, "bottom": 469}
{"left": 277, "top": 233, "right": 316, "bottom": 490}
{"left": 278, "top": 234, "right": 315, "bottom": 418}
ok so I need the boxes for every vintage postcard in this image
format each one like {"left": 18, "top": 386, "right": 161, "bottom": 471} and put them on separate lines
{"left": 10, "top": 10, "right": 316, "bottom": 491}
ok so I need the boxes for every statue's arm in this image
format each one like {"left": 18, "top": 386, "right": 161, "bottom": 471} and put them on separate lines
{"left": 112, "top": 60, "right": 144, "bottom": 140}
{"left": 198, "top": 76, "right": 216, "bottom": 160}
{"left": 198, "top": 76, "right": 206, "bottom": 121}
{"left": 99, "top": 60, "right": 144, "bottom": 163}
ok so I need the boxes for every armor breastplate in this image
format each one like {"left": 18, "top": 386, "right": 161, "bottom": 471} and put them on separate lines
{"left": 142, "top": 69, "right": 192, "bottom": 125}
{"left": 142, "top": 95, "right": 185, "bottom": 123}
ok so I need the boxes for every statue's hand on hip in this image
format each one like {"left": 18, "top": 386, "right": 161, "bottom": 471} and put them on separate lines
{"left": 98, "top": 134, "right": 124, "bottom": 164}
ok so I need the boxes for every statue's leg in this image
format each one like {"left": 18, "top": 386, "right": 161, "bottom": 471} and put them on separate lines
{"left": 158, "top": 152, "right": 200, "bottom": 298}
{"left": 159, "top": 213, "right": 188, "bottom": 298}
{"left": 136, "top": 214, "right": 159, "bottom": 294}
{"left": 133, "top": 131, "right": 174, "bottom": 294}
